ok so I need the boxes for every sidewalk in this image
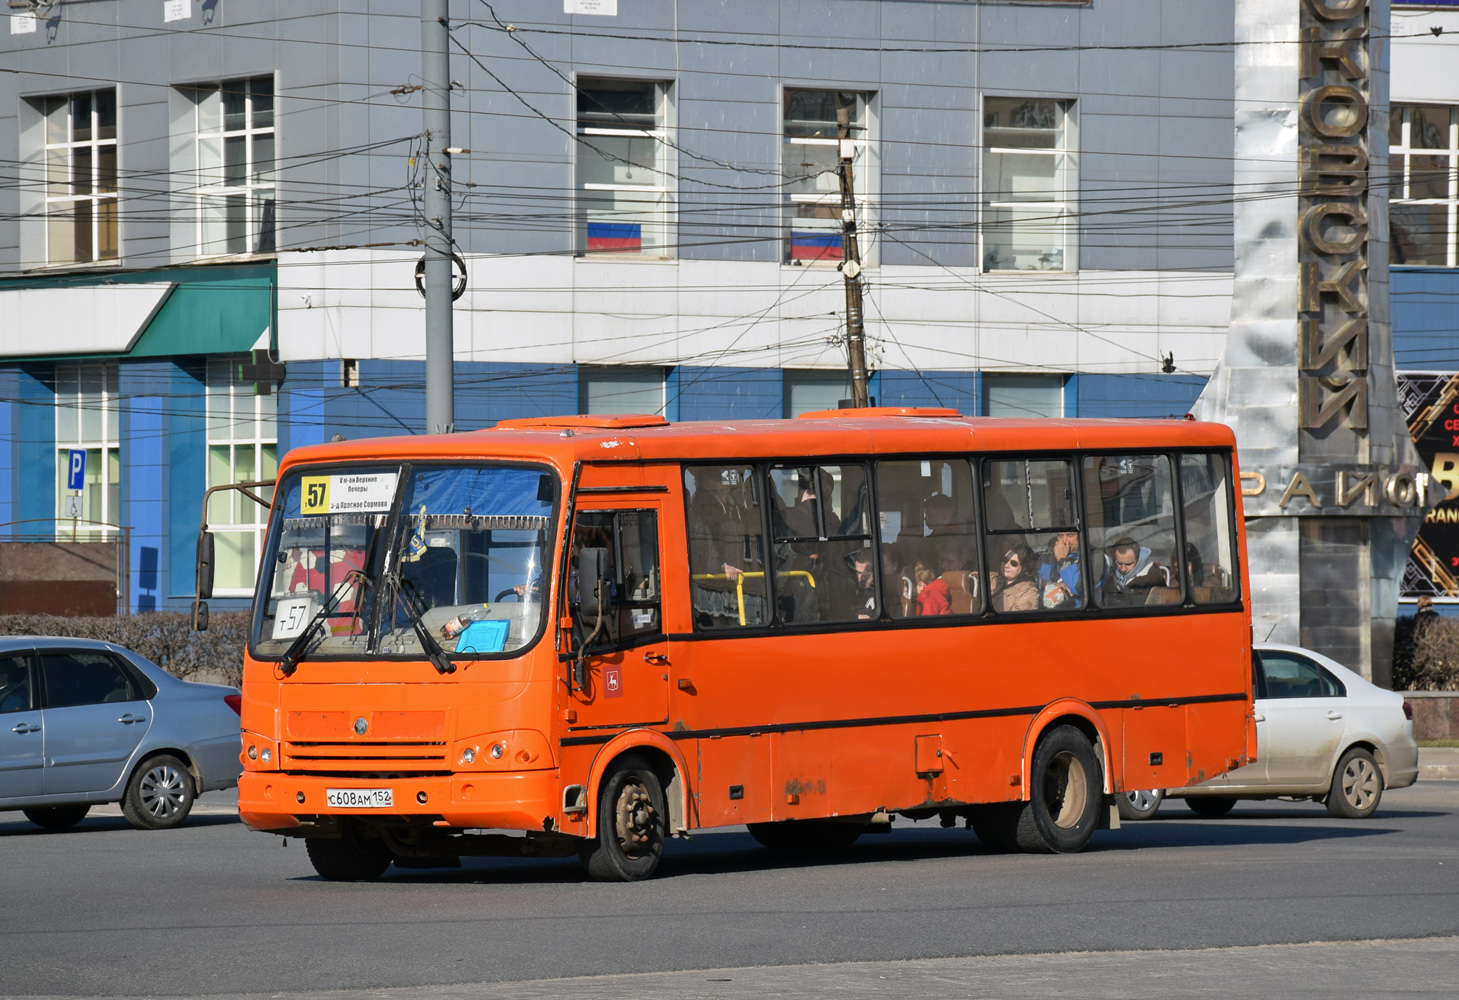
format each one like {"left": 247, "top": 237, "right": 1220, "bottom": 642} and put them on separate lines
{"left": 1420, "top": 747, "right": 1459, "bottom": 780}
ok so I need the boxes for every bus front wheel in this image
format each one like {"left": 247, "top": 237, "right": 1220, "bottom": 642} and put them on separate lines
{"left": 305, "top": 826, "right": 393, "bottom": 881}
{"left": 579, "top": 753, "right": 667, "bottom": 881}
{"left": 1014, "top": 725, "right": 1103, "bottom": 854}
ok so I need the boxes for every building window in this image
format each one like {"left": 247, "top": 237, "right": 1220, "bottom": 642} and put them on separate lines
{"left": 784, "top": 89, "right": 876, "bottom": 265}
{"left": 42, "top": 90, "right": 119, "bottom": 265}
{"left": 784, "top": 370, "right": 854, "bottom": 417}
{"left": 983, "top": 374, "right": 1066, "bottom": 417}
{"left": 982, "top": 97, "right": 1074, "bottom": 272}
{"left": 207, "top": 358, "right": 278, "bottom": 593}
{"left": 576, "top": 79, "right": 671, "bottom": 257}
{"left": 1390, "top": 104, "right": 1457, "bottom": 267}
{"left": 54, "top": 362, "right": 120, "bottom": 534}
{"left": 579, "top": 366, "right": 666, "bottom": 415}
{"left": 187, "top": 77, "right": 276, "bottom": 257}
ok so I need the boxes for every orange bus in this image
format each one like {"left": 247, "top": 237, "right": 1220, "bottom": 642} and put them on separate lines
{"left": 214, "top": 408, "right": 1254, "bottom": 881}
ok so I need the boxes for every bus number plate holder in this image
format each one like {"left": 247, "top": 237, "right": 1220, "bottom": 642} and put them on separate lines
{"left": 326, "top": 788, "right": 394, "bottom": 809}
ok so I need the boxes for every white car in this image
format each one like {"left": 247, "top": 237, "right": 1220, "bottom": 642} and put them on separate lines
{"left": 1119, "top": 643, "right": 1419, "bottom": 821}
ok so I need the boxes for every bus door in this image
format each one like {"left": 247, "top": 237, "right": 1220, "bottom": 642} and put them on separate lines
{"left": 566, "top": 502, "right": 671, "bottom": 730}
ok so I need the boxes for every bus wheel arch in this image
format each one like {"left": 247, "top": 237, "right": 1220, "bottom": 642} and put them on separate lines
{"left": 583, "top": 730, "right": 690, "bottom": 843}
{"left": 1022, "top": 703, "right": 1113, "bottom": 797}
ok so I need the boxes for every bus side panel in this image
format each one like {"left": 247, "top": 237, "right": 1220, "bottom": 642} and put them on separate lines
{"left": 694, "top": 735, "right": 773, "bottom": 826}
{"left": 1185, "top": 700, "right": 1254, "bottom": 782}
{"left": 1121, "top": 705, "right": 1187, "bottom": 791}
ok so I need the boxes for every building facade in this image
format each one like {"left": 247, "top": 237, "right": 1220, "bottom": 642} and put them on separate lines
{"left": 6, "top": 0, "right": 1241, "bottom": 613}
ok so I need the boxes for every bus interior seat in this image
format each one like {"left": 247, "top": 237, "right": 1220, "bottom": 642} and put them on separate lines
{"left": 943, "top": 572, "right": 977, "bottom": 614}
{"left": 406, "top": 546, "right": 459, "bottom": 609}
{"left": 1144, "top": 586, "right": 1181, "bottom": 606}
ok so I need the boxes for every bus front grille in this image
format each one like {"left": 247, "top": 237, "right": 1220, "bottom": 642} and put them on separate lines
{"left": 283, "top": 741, "right": 448, "bottom": 772}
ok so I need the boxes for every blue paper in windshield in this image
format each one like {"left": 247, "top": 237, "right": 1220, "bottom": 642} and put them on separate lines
{"left": 455, "top": 618, "right": 509, "bottom": 654}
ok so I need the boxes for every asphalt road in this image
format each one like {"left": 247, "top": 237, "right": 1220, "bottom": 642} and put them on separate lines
{"left": 6, "top": 783, "right": 1459, "bottom": 999}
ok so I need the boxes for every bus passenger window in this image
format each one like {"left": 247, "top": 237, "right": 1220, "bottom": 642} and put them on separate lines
{"left": 1082, "top": 455, "right": 1179, "bottom": 608}
{"left": 876, "top": 459, "right": 980, "bottom": 617}
{"left": 684, "top": 465, "right": 768, "bottom": 629}
{"left": 570, "top": 510, "right": 661, "bottom": 644}
{"left": 982, "top": 458, "right": 1082, "bottom": 613}
{"left": 768, "top": 465, "right": 877, "bottom": 622}
{"left": 1179, "top": 453, "right": 1240, "bottom": 604}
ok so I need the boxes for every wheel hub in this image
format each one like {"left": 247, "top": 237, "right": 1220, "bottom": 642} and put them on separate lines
{"left": 1044, "top": 751, "right": 1088, "bottom": 829}
{"left": 614, "top": 780, "right": 657, "bottom": 855}
{"left": 140, "top": 765, "right": 186, "bottom": 818}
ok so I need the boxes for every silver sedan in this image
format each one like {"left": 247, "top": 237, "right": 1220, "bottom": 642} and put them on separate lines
{"left": 1119, "top": 643, "right": 1419, "bottom": 821}
{"left": 0, "top": 637, "right": 242, "bottom": 831}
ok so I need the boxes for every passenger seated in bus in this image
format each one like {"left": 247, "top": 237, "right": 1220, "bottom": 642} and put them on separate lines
{"left": 772, "top": 469, "right": 831, "bottom": 623}
{"left": 990, "top": 540, "right": 1040, "bottom": 613}
{"left": 823, "top": 547, "right": 879, "bottom": 621}
{"left": 688, "top": 467, "right": 764, "bottom": 627}
{"left": 1038, "top": 530, "right": 1083, "bottom": 609}
{"left": 880, "top": 541, "right": 913, "bottom": 618}
{"left": 912, "top": 543, "right": 951, "bottom": 616}
{"left": 1104, "top": 537, "right": 1168, "bottom": 606}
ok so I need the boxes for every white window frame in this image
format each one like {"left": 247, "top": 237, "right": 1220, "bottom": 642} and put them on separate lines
{"left": 42, "top": 90, "right": 119, "bottom": 266}
{"left": 206, "top": 357, "right": 279, "bottom": 596}
{"left": 53, "top": 361, "right": 121, "bottom": 536}
{"left": 575, "top": 78, "right": 674, "bottom": 259}
{"left": 782, "top": 88, "right": 879, "bottom": 268}
{"left": 981, "top": 96, "right": 1077, "bottom": 273}
{"left": 579, "top": 366, "right": 668, "bottom": 416}
{"left": 190, "top": 76, "right": 277, "bottom": 258}
{"left": 1390, "top": 104, "right": 1458, "bottom": 268}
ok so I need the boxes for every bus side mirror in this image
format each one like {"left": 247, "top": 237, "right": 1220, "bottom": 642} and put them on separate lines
{"left": 196, "top": 531, "right": 216, "bottom": 600}
{"left": 191, "top": 600, "right": 210, "bottom": 632}
{"left": 576, "top": 547, "right": 613, "bottom": 621}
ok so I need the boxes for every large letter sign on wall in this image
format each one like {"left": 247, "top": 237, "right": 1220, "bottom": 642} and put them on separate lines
{"left": 1297, "top": 0, "right": 1370, "bottom": 433}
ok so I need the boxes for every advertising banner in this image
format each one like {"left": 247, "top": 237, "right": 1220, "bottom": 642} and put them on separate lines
{"left": 1399, "top": 372, "right": 1459, "bottom": 599}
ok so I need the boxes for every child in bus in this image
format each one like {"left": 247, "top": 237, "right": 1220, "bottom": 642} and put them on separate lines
{"left": 990, "top": 540, "right": 1040, "bottom": 613}
{"left": 912, "top": 543, "right": 951, "bottom": 616}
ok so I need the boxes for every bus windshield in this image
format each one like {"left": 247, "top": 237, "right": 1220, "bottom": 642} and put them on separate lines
{"left": 253, "top": 463, "right": 557, "bottom": 661}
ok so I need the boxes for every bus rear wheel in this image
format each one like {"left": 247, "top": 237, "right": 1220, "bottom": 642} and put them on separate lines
{"left": 579, "top": 753, "right": 666, "bottom": 882}
{"left": 748, "top": 820, "right": 862, "bottom": 852}
{"left": 1013, "top": 725, "right": 1103, "bottom": 854}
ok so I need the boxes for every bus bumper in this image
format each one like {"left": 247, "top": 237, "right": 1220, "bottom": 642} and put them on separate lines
{"left": 237, "top": 770, "right": 562, "bottom": 834}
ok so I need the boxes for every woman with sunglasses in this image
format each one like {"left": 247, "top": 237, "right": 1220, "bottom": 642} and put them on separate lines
{"left": 990, "top": 540, "right": 1040, "bottom": 613}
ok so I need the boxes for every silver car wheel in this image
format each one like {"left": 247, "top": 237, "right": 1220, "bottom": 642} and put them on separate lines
{"left": 1341, "top": 755, "right": 1380, "bottom": 811}
{"left": 139, "top": 763, "right": 188, "bottom": 819}
{"left": 1118, "top": 788, "right": 1164, "bottom": 821}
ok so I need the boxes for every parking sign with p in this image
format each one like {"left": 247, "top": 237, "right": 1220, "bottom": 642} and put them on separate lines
{"left": 66, "top": 449, "right": 86, "bottom": 492}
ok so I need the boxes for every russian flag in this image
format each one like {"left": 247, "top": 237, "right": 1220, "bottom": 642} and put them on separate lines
{"left": 587, "top": 222, "right": 642, "bottom": 253}
{"left": 791, "top": 230, "right": 841, "bottom": 261}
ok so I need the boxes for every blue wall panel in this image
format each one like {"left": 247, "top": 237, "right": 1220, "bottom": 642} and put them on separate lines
{"left": 121, "top": 362, "right": 169, "bottom": 613}
{"left": 167, "top": 361, "right": 207, "bottom": 600}
{"left": 1076, "top": 374, "right": 1208, "bottom": 419}
{"left": 1392, "top": 268, "right": 1459, "bottom": 371}
{"left": 878, "top": 370, "right": 979, "bottom": 414}
{"left": 0, "top": 369, "right": 15, "bottom": 535}
{"left": 17, "top": 365, "right": 55, "bottom": 533}
{"left": 674, "top": 367, "right": 784, "bottom": 420}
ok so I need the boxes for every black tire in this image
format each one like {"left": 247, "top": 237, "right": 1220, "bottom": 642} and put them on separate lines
{"left": 1118, "top": 789, "right": 1165, "bottom": 821}
{"left": 747, "top": 820, "right": 862, "bottom": 852}
{"left": 968, "top": 804, "right": 1022, "bottom": 854}
{"left": 1185, "top": 796, "right": 1237, "bottom": 818}
{"left": 578, "top": 753, "right": 667, "bottom": 881}
{"left": 121, "top": 754, "right": 196, "bottom": 830}
{"left": 1011, "top": 725, "right": 1103, "bottom": 854}
{"left": 23, "top": 805, "right": 90, "bottom": 831}
{"left": 305, "top": 826, "right": 393, "bottom": 881}
{"left": 1327, "top": 746, "right": 1384, "bottom": 819}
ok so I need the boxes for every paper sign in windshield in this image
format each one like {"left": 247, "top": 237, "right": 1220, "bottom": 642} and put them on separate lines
{"left": 300, "top": 472, "right": 398, "bottom": 515}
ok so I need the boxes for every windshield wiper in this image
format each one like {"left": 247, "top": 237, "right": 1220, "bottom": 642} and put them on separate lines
{"left": 279, "top": 570, "right": 372, "bottom": 677}
{"left": 385, "top": 572, "right": 456, "bottom": 675}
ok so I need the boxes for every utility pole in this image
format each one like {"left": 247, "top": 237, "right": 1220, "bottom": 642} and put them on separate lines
{"left": 837, "top": 105, "right": 870, "bottom": 408}
{"left": 421, "top": 0, "right": 455, "bottom": 434}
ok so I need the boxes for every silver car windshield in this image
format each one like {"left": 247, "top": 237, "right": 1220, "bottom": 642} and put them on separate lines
{"left": 253, "top": 464, "right": 557, "bottom": 661}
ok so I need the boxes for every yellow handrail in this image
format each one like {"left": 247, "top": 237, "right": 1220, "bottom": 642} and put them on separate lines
{"left": 691, "top": 570, "right": 816, "bottom": 625}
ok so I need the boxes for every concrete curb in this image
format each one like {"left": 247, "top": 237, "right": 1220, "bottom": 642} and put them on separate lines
{"left": 1420, "top": 747, "right": 1459, "bottom": 780}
